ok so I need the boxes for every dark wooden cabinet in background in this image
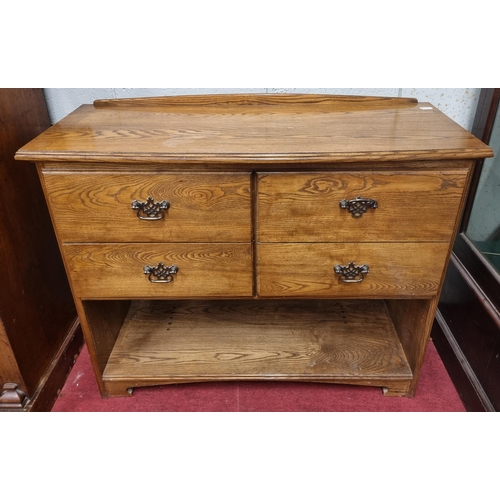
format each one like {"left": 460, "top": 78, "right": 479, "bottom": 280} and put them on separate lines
{"left": 432, "top": 88, "right": 500, "bottom": 412}
{"left": 0, "top": 89, "right": 83, "bottom": 411}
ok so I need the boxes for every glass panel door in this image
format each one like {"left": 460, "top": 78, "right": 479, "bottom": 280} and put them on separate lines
{"left": 465, "top": 106, "right": 500, "bottom": 274}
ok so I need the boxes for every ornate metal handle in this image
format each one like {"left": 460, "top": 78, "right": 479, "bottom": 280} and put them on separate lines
{"left": 132, "top": 197, "right": 170, "bottom": 220}
{"left": 340, "top": 196, "right": 378, "bottom": 218}
{"left": 143, "top": 263, "right": 178, "bottom": 283}
{"left": 334, "top": 262, "right": 369, "bottom": 283}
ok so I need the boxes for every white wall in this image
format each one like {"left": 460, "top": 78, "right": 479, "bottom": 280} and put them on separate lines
{"left": 43, "top": 88, "right": 481, "bottom": 131}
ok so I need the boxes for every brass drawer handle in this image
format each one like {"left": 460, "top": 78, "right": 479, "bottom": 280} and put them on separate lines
{"left": 143, "top": 263, "right": 178, "bottom": 283}
{"left": 334, "top": 262, "right": 369, "bottom": 283}
{"left": 132, "top": 197, "right": 170, "bottom": 220}
{"left": 340, "top": 196, "right": 378, "bottom": 218}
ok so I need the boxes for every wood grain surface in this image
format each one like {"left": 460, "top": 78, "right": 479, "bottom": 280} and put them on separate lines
{"left": 79, "top": 300, "right": 131, "bottom": 376}
{"left": 102, "top": 299, "right": 412, "bottom": 388}
{"left": 258, "top": 170, "right": 468, "bottom": 242}
{"left": 258, "top": 242, "right": 449, "bottom": 298}
{"left": 16, "top": 93, "right": 494, "bottom": 399}
{"left": 42, "top": 172, "right": 251, "bottom": 242}
{"left": 63, "top": 243, "right": 253, "bottom": 299}
{"left": 93, "top": 94, "right": 418, "bottom": 108}
{"left": 16, "top": 95, "right": 493, "bottom": 164}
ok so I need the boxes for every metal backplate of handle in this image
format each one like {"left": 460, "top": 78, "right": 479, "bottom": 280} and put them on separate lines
{"left": 132, "top": 197, "right": 170, "bottom": 220}
{"left": 144, "top": 263, "right": 179, "bottom": 283}
{"left": 334, "top": 262, "right": 370, "bottom": 283}
{"left": 340, "top": 196, "right": 378, "bottom": 218}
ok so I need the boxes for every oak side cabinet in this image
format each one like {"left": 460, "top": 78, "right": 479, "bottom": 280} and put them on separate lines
{"left": 0, "top": 89, "right": 82, "bottom": 411}
{"left": 15, "top": 94, "right": 493, "bottom": 400}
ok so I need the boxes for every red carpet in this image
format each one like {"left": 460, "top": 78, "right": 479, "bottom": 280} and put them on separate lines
{"left": 52, "top": 340, "right": 465, "bottom": 412}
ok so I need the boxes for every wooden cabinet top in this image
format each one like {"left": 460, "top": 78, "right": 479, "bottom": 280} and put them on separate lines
{"left": 15, "top": 94, "right": 493, "bottom": 164}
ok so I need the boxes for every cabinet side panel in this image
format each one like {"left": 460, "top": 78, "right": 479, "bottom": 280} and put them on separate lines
{"left": 79, "top": 300, "right": 131, "bottom": 382}
{"left": 386, "top": 297, "right": 439, "bottom": 396}
{"left": 386, "top": 161, "right": 474, "bottom": 395}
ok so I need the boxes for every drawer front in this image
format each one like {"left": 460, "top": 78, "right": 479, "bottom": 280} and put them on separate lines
{"left": 258, "top": 243, "right": 450, "bottom": 298}
{"left": 258, "top": 171, "right": 468, "bottom": 242}
{"left": 42, "top": 172, "right": 251, "bottom": 243}
{"left": 63, "top": 243, "right": 253, "bottom": 299}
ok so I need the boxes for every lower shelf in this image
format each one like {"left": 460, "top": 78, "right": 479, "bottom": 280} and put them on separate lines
{"left": 101, "top": 299, "right": 413, "bottom": 396}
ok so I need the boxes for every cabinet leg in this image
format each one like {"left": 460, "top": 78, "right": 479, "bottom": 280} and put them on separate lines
{"left": 0, "top": 383, "right": 28, "bottom": 410}
{"left": 382, "top": 381, "right": 413, "bottom": 397}
{"left": 103, "top": 381, "right": 135, "bottom": 398}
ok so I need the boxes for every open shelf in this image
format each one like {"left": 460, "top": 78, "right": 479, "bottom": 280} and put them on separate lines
{"left": 101, "top": 299, "right": 413, "bottom": 395}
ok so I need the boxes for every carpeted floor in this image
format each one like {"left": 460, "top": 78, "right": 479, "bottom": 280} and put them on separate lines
{"left": 51, "top": 339, "right": 465, "bottom": 411}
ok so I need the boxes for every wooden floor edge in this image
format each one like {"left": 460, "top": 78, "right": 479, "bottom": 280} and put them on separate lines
{"left": 24, "top": 318, "right": 84, "bottom": 412}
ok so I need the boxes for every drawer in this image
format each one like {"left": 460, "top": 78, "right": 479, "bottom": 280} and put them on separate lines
{"left": 63, "top": 243, "right": 253, "bottom": 299}
{"left": 258, "top": 242, "right": 450, "bottom": 298}
{"left": 42, "top": 172, "right": 251, "bottom": 243}
{"left": 257, "top": 171, "right": 468, "bottom": 242}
